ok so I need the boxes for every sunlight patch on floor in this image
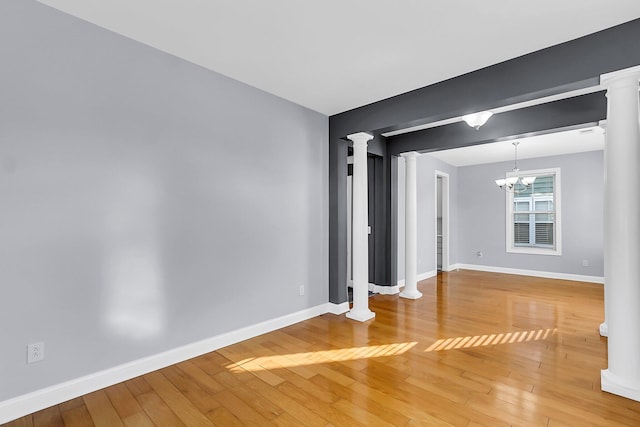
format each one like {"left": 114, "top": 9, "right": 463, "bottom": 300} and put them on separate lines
{"left": 425, "top": 328, "right": 557, "bottom": 352}
{"left": 227, "top": 342, "right": 418, "bottom": 372}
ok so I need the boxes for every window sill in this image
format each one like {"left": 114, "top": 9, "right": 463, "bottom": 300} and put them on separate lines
{"left": 507, "top": 247, "right": 561, "bottom": 256}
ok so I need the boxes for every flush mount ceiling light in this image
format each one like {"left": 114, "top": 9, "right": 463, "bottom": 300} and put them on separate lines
{"left": 495, "top": 141, "right": 536, "bottom": 193}
{"left": 462, "top": 111, "right": 493, "bottom": 129}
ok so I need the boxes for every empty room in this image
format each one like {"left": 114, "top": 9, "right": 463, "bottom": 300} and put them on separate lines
{"left": 3, "top": 1, "right": 640, "bottom": 426}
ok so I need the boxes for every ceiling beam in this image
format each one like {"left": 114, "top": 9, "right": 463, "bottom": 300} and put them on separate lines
{"left": 387, "top": 92, "right": 607, "bottom": 156}
{"left": 330, "top": 18, "right": 640, "bottom": 139}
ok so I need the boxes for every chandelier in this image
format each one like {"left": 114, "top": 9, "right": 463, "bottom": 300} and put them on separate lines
{"left": 495, "top": 142, "right": 536, "bottom": 192}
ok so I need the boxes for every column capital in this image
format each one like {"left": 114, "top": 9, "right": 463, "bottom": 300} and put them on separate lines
{"left": 598, "top": 120, "right": 607, "bottom": 131}
{"left": 601, "top": 65, "right": 640, "bottom": 88}
{"left": 347, "top": 132, "right": 374, "bottom": 146}
{"left": 400, "top": 151, "right": 420, "bottom": 160}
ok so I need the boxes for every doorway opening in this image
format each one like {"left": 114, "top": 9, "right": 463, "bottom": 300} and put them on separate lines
{"left": 435, "top": 171, "right": 450, "bottom": 272}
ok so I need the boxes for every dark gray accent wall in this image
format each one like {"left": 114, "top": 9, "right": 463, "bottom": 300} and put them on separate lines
{"left": 457, "top": 151, "right": 604, "bottom": 276}
{"left": 0, "top": 0, "right": 328, "bottom": 401}
{"left": 329, "top": 134, "right": 396, "bottom": 304}
{"left": 328, "top": 139, "right": 348, "bottom": 303}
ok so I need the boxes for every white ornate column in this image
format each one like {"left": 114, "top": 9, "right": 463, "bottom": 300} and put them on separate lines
{"left": 400, "top": 152, "right": 422, "bottom": 300}
{"left": 346, "top": 132, "right": 375, "bottom": 322}
{"left": 599, "top": 121, "right": 609, "bottom": 338}
{"left": 600, "top": 66, "right": 640, "bottom": 401}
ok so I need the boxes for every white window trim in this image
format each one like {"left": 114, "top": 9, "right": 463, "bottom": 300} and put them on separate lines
{"left": 505, "top": 167, "right": 562, "bottom": 256}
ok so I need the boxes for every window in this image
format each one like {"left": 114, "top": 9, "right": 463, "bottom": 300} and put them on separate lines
{"left": 506, "top": 168, "right": 561, "bottom": 255}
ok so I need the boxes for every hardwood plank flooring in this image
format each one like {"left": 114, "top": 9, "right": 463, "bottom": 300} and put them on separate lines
{"left": 5, "top": 270, "right": 640, "bottom": 426}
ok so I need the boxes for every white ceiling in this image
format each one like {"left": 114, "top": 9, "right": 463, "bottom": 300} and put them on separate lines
{"left": 36, "top": 0, "right": 640, "bottom": 116}
{"left": 425, "top": 126, "right": 604, "bottom": 167}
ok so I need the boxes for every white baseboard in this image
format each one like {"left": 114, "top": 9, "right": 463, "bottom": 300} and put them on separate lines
{"left": 453, "top": 263, "right": 604, "bottom": 284}
{"left": 369, "top": 283, "right": 400, "bottom": 295}
{"left": 3, "top": 261, "right": 603, "bottom": 423}
{"left": 599, "top": 321, "right": 608, "bottom": 337}
{"left": 348, "top": 280, "right": 403, "bottom": 296}
{"left": 602, "top": 369, "right": 640, "bottom": 402}
{"left": 327, "top": 301, "right": 350, "bottom": 315}
{"left": 0, "top": 303, "right": 331, "bottom": 424}
{"left": 397, "top": 270, "right": 438, "bottom": 286}
{"left": 447, "top": 263, "right": 462, "bottom": 271}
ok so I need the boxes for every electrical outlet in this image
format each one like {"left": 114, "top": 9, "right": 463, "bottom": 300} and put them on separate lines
{"left": 582, "top": 259, "right": 589, "bottom": 267}
{"left": 299, "top": 285, "right": 305, "bottom": 296}
{"left": 27, "top": 342, "right": 45, "bottom": 364}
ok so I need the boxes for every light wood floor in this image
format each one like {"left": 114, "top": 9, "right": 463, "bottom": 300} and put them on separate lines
{"left": 5, "top": 270, "right": 640, "bottom": 426}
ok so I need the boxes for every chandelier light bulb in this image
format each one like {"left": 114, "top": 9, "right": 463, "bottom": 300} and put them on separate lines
{"left": 495, "top": 141, "right": 536, "bottom": 193}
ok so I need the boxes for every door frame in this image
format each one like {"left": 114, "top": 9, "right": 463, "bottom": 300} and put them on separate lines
{"left": 435, "top": 170, "right": 450, "bottom": 272}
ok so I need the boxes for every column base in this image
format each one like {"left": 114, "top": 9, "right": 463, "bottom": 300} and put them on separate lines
{"left": 601, "top": 369, "right": 640, "bottom": 402}
{"left": 346, "top": 309, "right": 375, "bottom": 322}
{"left": 599, "top": 321, "right": 608, "bottom": 337}
{"left": 399, "top": 289, "right": 423, "bottom": 300}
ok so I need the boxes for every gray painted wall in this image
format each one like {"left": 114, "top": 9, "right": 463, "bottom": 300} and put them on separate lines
{"left": 457, "top": 151, "right": 604, "bottom": 276}
{"left": 397, "top": 150, "right": 603, "bottom": 281}
{"left": 0, "top": 0, "right": 328, "bottom": 401}
{"left": 397, "top": 155, "right": 459, "bottom": 281}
